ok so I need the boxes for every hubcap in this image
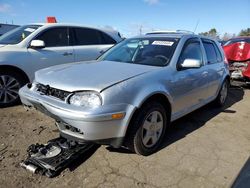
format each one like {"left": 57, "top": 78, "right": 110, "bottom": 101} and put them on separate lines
{"left": 141, "top": 111, "right": 164, "bottom": 148}
{"left": 220, "top": 82, "right": 228, "bottom": 104}
{"left": 0, "top": 75, "right": 20, "bottom": 104}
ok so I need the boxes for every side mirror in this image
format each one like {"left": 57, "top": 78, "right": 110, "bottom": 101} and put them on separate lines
{"left": 30, "top": 40, "right": 45, "bottom": 49}
{"left": 180, "top": 59, "right": 202, "bottom": 69}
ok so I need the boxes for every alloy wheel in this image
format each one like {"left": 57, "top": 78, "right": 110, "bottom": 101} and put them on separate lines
{"left": 141, "top": 111, "right": 164, "bottom": 148}
{"left": 0, "top": 75, "right": 20, "bottom": 104}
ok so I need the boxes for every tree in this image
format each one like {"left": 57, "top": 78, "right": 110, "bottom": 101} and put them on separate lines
{"left": 238, "top": 28, "right": 250, "bottom": 36}
{"left": 199, "top": 28, "right": 219, "bottom": 38}
{"left": 221, "top": 32, "right": 233, "bottom": 41}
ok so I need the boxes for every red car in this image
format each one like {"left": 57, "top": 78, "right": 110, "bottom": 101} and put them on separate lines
{"left": 223, "top": 36, "right": 250, "bottom": 83}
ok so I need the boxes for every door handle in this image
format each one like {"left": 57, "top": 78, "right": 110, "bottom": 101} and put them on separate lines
{"left": 62, "top": 52, "right": 73, "bottom": 56}
{"left": 202, "top": 71, "right": 208, "bottom": 76}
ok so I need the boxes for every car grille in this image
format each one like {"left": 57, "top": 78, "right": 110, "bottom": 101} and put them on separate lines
{"left": 36, "top": 83, "right": 71, "bottom": 101}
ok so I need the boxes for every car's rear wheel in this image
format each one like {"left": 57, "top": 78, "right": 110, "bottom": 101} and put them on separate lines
{"left": 125, "top": 101, "right": 168, "bottom": 156}
{"left": 214, "top": 79, "right": 229, "bottom": 107}
{"left": 0, "top": 70, "right": 26, "bottom": 107}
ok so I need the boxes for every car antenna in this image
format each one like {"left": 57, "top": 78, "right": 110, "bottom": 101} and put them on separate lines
{"left": 193, "top": 19, "right": 200, "bottom": 33}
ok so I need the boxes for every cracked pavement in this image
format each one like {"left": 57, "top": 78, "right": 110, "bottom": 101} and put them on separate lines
{"left": 0, "top": 86, "right": 250, "bottom": 188}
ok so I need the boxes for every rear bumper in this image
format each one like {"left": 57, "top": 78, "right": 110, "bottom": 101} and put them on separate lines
{"left": 19, "top": 85, "right": 136, "bottom": 147}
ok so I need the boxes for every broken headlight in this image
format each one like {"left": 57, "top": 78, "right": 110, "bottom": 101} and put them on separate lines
{"left": 68, "top": 91, "right": 102, "bottom": 108}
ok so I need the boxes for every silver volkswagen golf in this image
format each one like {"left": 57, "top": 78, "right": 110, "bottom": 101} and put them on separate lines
{"left": 19, "top": 32, "right": 230, "bottom": 156}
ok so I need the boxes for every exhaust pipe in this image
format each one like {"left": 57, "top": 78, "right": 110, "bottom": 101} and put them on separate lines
{"left": 20, "top": 162, "right": 38, "bottom": 174}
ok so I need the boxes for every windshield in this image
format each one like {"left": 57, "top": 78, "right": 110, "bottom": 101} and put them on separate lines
{"left": 98, "top": 37, "right": 179, "bottom": 66}
{"left": 0, "top": 25, "right": 41, "bottom": 44}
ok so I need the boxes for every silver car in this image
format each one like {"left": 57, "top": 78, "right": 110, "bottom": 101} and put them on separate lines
{"left": 19, "top": 32, "right": 230, "bottom": 156}
{"left": 0, "top": 23, "right": 122, "bottom": 107}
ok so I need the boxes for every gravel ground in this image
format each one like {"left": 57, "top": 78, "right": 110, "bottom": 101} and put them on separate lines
{"left": 0, "top": 85, "right": 250, "bottom": 188}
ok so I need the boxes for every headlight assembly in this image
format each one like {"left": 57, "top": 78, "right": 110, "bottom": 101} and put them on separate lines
{"left": 69, "top": 91, "right": 102, "bottom": 108}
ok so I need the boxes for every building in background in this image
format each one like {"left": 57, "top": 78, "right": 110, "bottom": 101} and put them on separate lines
{"left": 0, "top": 23, "right": 19, "bottom": 36}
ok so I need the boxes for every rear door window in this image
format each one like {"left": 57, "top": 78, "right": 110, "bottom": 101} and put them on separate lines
{"left": 73, "top": 28, "right": 101, "bottom": 45}
{"left": 202, "top": 40, "right": 222, "bottom": 64}
{"left": 72, "top": 27, "right": 116, "bottom": 45}
{"left": 36, "top": 27, "right": 69, "bottom": 47}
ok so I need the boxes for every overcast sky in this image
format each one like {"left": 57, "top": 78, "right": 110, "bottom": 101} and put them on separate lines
{"left": 0, "top": 0, "right": 249, "bottom": 37}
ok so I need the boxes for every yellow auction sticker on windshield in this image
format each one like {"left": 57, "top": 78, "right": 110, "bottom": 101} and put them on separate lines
{"left": 152, "top": 41, "right": 174, "bottom": 46}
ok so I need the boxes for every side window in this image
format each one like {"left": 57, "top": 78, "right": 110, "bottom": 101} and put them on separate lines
{"left": 74, "top": 28, "right": 101, "bottom": 45}
{"left": 36, "top": 27, "right": 68, "bottom": 47}
{"left": 178, "top": 40, "right": 203, "bottom": 66}
{"left": 99, "top": 31, "right": 116, "bottom": 44}
{"left": 202, "top": 40, "right": 222, "bottom": 64}
{"left": 213, "top": 43, "right": 223, "bottom": 62}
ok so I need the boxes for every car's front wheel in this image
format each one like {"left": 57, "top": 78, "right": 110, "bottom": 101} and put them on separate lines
{"left": 125, "top": 101, "right": 168, "bottom": 156}
{"left": 0, "top": 70, "right": 26, "bottom": 107}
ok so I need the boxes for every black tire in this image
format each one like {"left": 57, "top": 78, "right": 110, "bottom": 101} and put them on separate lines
{"left": 125, "top": 101, "right": 169, "bottom": 156}
{"left": 0, "top": 70, "right": 27, "bottom": 108}
{"left": 214, "top": 79, "right": 229, "bottom": 107}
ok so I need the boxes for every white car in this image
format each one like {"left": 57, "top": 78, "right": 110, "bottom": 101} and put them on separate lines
{"left": 0, "top": 23, "right": 122, "bottom": 107}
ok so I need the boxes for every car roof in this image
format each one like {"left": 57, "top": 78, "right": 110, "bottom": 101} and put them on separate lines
{"left": 131, "top": 33, "right": 202, "bottom": 39}
{"left": 29, "top": 23, "right": 119, "bottom": 35}
{"left": 132, "top": 32, "right": 218, "bottom": 42}
{"left": 27, "top": 23, "right": 121, "bottom": 41}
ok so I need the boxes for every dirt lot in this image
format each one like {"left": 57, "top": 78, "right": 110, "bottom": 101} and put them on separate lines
{"left": 0, "top": 85, "right": 250, "bottom": 188}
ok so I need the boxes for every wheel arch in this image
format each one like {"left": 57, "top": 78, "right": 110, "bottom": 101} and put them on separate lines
{"left": 124, "top": 92, "right": 172, "bottom": 142}
{"left": 0, "top": 65, "right": 30, "bottom": 83}
{"left": 137, "top": 92, "right": 172, "bottom": 115}
{"left": 215, "top": 74, "right": 230, "bottom": 97}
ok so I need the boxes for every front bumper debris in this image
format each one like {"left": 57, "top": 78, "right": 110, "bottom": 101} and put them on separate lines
{"left": 20, "top": 137, "right": 94, "bottom": 178}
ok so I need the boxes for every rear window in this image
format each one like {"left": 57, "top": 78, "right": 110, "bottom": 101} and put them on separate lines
{"left": 224, "top": 38, "right": 250, "bottom": 46}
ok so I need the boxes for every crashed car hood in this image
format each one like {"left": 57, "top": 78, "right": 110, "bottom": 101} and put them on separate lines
{"left": 223, "top": 42, "right": 250, "bottom": 62}
{"left": 35, "top": 60, "right": 159, "bottom": 92}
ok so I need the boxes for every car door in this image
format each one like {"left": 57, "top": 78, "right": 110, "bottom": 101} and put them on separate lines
{"left": 201, "top": 39, "right": 225, "bottom": 98}
{"left": 27, "top": 27, "right": 74, "bottom": 71}
{"left": 71, "top": 27, "right": 116, "bottom": 61}
{"left": 171, "top": 38, "right": 209, "bottom": 117}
